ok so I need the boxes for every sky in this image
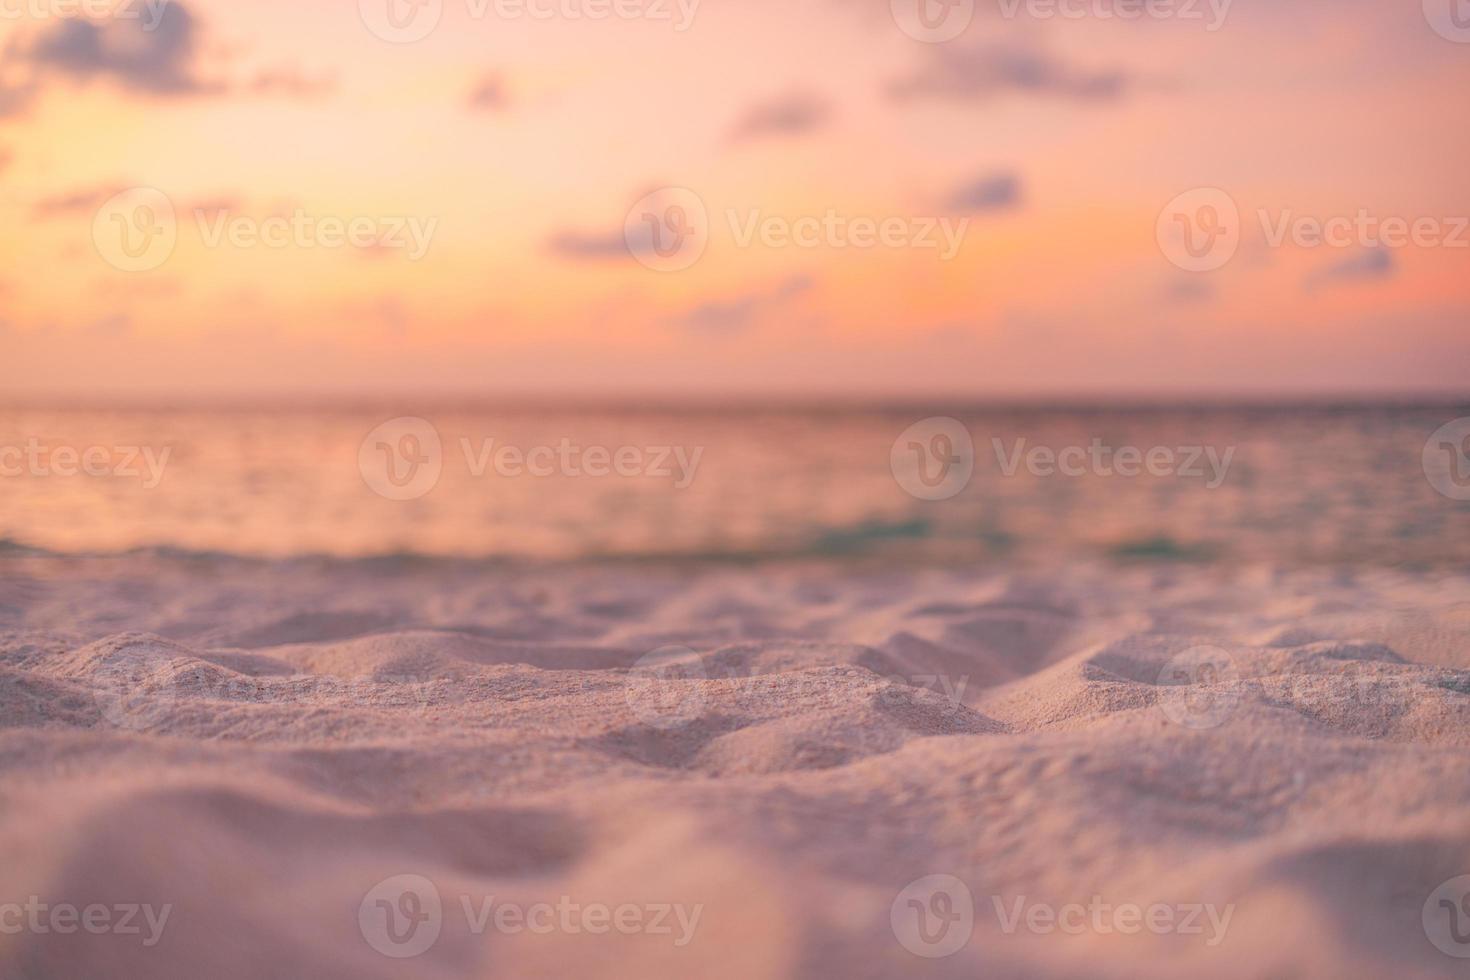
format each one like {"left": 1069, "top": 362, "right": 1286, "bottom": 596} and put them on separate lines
{"left": 1, "top": 0, "right": 1468, "bottom": 399}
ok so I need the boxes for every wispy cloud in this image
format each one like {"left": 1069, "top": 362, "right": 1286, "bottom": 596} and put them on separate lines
{"left": 248, "top": 65, "right": 336, "bottom": 100}
{"left": 467, "top": 73, "right": 508, "bottom": 112}
{"left": 32, "top": 183, "right": 133, "bottom": 218}
{"left": 889, "top": 41, "right": 1131, "bottom": 103}
{"left": 943, "top": 172, "right": 1022, "bottom": 213}
{"left": 1306, "top": 247, "right": 1396, "bottom": 288}
{"left": 667, "top": 275, "right": 814, "bottom": 333}
{"left": 546, "top": 230, "right": 631, "bottom": 261}
{"left": 731, "top": 92, "right": 833, "bottom": 141}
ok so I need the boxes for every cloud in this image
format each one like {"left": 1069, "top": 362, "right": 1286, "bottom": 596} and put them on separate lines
{"left": 0, "top": 147, "right": 12, "bottom": 173}
{"left": 1306, "top": 248, "right": 1396, "bottom": 288}
{"left": 944, "top": 172, "right": 1022, "bottom": 212}
{"left": 1164, "top": 278, "right": 1216, "bottom": 304}
{"left": 248, "top": 66, "right": 336, "bottom": 100}
{"left": 730, "top": 92, "right": 833, "bottom": 141}
{"left": 467, "top": 73, "right": 508, "bottom": 111}
{"left": 889, "top": 42, "right": 1131, "bottom": 103}
{"left": 0, "top": 81, "right": 36, "bottom": 119}
{"left": 667, "top": 275, "right": 814, "bottom": 334}
{"left": 29, "top": 3, "right": 216, "bottom": 95}
{"left": 32, "top": 183, "right": 132, "bottom": 218}
{"left": 546, "top": 230, "right": 631, "bottom": 260}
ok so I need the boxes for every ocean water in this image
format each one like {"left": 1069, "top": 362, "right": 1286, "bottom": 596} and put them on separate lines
{"left": 2, "top": 403, "right": 1467, "bottom": 566}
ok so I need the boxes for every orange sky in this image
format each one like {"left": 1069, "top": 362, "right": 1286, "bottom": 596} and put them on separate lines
{"left": 1, "top": 0, "right": 1468, "bottom": 398}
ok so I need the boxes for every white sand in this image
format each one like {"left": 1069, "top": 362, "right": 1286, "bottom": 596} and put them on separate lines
{"left": 1, "top": 553, "right": 1469, "bottom": 977}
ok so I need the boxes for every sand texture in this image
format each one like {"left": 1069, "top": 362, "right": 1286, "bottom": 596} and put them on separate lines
{"left": 1, "top": 553, "right": 1468, "bottom": 978}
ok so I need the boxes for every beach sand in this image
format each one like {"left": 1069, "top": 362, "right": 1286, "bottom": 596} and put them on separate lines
{"left": 1, "top": 551, "right": 1468, "bottom": 977}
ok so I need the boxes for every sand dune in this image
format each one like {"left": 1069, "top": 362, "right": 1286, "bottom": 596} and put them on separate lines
{"left": 1, "top": 553, "right": 1468, "bottom": 977}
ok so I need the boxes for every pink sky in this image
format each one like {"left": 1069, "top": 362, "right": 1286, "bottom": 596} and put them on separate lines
{"left": 1, "top": 0, "right": 1468, "bottom": 398}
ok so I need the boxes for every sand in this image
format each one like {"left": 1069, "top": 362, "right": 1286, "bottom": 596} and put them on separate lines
{"left": 1, "top": 551, "right": 1468, "bottom": 978}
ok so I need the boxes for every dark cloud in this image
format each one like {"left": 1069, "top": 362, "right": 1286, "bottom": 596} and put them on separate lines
{"left": 731, "top": 92, "right": 832, "bottom": 141}
{"left": 944, "top": 173, "right": 1021, "bottom": 213}
{"left": 889, "top": 42, "right": 1131, "bottom": 103}
{"left": 667, "top": 275, "right": 814, "bottom": 334}
{"left": 1306, "top": 248, "right": 1396, "bottom": 288}
{"left": 467, "top": 73, "right": 508, "bottom": 112}
{"left": 30, "top": 3, "right": 216, "bottom": 95}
